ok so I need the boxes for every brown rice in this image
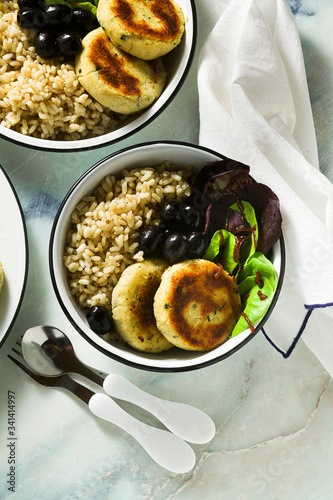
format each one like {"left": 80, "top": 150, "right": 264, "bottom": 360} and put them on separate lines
{"left": 63, "top": 162, "right": 192, "bottom": 310}
{"left": 0, "top": 0, "right": 122, "bottom": 140}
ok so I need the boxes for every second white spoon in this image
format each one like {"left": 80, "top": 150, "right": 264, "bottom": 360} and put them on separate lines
{"left": 22, "top": 326, "right": 216, "bottom": 444}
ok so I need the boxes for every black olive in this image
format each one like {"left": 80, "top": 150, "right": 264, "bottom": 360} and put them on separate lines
{"left": 17, "top": 7, "right": 45, "bottom": 29}
{"left": 187, "top": 232, "right": 208, "bottom": 259}
{"left": 180, "top": 204, "right": 205, "bottom": 232}
{"left": 18, "top": 0, "right": 45, "bottom": 10}
{"left": 57, "top": 32, "right": 82, "bottom": 57}
{"left": 86, "top": 305, "right": 114, "bottom": 335}
{"left": 162, "top": 228, "right": 172, "bottom": 241}
{"left": 139, "top": 226, "right": 164, "bottom": 256}
{"left": 34, "top": 30, "right": 59, "bottom": 59}
{"left": 43, "top": 4, "right": 72, "bottom": 26}
{"left": 160, "top": 199, "right": 183, "bottom": 229}
{"left": 70, "top": 8, "right": 98, "bottom": 37}
{"left": 163, "top": 233, "right": 188, "bottom": 264}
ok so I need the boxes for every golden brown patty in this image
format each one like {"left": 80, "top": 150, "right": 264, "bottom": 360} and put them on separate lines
{"left": 75, "top": 27, "right": 166, "bottom": 114}
{"left": 97, "top": 0, "right": 185, "bottom": 60}
{"left": 112, "top": 259, "right": 174, "bottom": 353}
{"left": 154, "top": 259, "right": 242, "bottom": 351}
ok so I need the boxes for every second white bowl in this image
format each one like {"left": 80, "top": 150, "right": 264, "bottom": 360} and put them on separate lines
{"left": 50, "top": 141, "right": 285, "bottom": 371}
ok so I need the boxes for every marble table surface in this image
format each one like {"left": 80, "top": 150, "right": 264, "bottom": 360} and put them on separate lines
{"left": 1, "top": 0, "right": 333, "bottom": 498}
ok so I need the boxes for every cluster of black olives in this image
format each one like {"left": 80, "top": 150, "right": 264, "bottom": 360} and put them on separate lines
{"left": 139, "top": 199, "right": 208, "bottom": 264}
{"left": 86, "top": 305, "right": 114, "bottom": 336}
{"left": 17, "top": 0, "right": 98, "bottom": 59}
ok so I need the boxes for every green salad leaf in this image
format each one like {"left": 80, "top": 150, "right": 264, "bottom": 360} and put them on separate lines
{"left": 237, "top": 252, "right": 277, "bottom": 292}
{"left": 204, "top": 198, "right": 278, "bottom": 338}
{"left": 230, "top": 200, "right": 258, "bottom": 264}
{"left": 231, "top": 275, "right": 274, "bottom": 337}
{"left": 203, "top": 229, "right": 239, "bottom": 275}
{"left": 231, "top": 252, "right": 277, "bottom": 337}
{"left": 204, "top": 200, "right": 259, "bottom": 275}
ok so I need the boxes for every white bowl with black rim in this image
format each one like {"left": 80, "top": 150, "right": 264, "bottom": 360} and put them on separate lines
{"left": 0, "top": 0, "right": 196, "bottom": 153}
{"left": 0, "top": 165, "right": 28, "bottom": 348}
{"left": 49, "top": 141, "right": 285, "bottom": 372}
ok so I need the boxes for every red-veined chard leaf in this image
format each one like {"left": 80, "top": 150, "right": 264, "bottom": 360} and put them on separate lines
{"left": 191, "top": 159, "right": 282, "bottom": 255}
{"left": 230, "top": 201, "right": 258, "bottom": 264}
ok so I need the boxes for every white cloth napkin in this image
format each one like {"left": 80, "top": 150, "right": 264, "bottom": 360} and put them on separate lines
{"left": 197, "top": 0, "right": 333, "bottom": 376}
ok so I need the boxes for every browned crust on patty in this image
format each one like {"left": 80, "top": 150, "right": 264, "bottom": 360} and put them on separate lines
{"left": 109, "top": 0, "right": 183, "bottom": 42}
{"left": 112, "top": 259, "right": 173, "bottom": 352}
{"left": 86, "top": 32, "right": 163, "bottom": 95}
{"left": 128, "top": 269, "right": 162, "bottom": 333}
{"left": 154, "top": 260, "right": 242, "bottom": 351}
{"left": 76, "top": 28, "right": 166, "bottom": 113}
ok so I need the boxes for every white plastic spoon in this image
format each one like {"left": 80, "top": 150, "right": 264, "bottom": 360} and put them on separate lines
{"left": 103, "top": 374, "right": 216, "bottom": 444}
{"left": 9, "top": 351, "right": 195, "bottom": 474}
{"left": 88, "top": 393, "right": 196, "bottom": 473}
{"left": 22, "top": 326, "right": 216, "bottom": 444}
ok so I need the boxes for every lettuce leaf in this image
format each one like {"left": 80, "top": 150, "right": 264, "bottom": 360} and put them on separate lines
{"left": 204, "top": 200, "right": 278, "bottom": 338}
{"left": 191, "top": 158, "right": 282, "bottom": 256}
{"left": 204, "top": 200, "right": 259, "bottom": 274}
{"left": 230, "top": 200, "right": 258, "bottom": 264}
{"left": 189, "top": 158, "right": 250, "bottom": 210}
{"left": 203, "top": 229, "right": 239, "bottom": 275}
{"left": 230, "top": 252, "right": 278, "bottom": 337}
{"left": 238, "top": 183, "right": 282, "bottom": 255}
{"left": 231, "top": 276, "right": 274, "bottom": 337}
{"left": 237, "top": 252, "right": 277, "bottom": 292}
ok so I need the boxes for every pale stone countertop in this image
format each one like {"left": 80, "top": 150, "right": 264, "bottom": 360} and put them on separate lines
{"left": 0, "top": 1, "right": 332, "bottom": 498}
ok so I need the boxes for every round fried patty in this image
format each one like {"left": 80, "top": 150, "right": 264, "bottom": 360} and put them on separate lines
{"left": 97, "top": 0, "right": 185, "bottom": 60}
{"left": 75, "top": 28, "right": 166, "bottom": 114}
{"left": 154, "top": 259, "right": 242, "bottom": 351}
{"left": 112, "top": 259, "right": 173, "bottom": 353}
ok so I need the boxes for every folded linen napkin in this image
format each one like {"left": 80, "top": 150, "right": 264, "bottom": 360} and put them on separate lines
{"left": 197, "top": 0, "right": 333, "bottom": 376}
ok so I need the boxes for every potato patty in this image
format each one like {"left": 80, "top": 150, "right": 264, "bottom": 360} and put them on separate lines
{"left": 97, "top": 0, "right": 185, "bottom": 60}
{"left": 154, "top": 259, "right": 242, "bottom": 351}
{"left": 76, "top": 28, "right": 166, "bottom": 114}
{"left": 112, "top": 259, "right": 173, "bottom": 352}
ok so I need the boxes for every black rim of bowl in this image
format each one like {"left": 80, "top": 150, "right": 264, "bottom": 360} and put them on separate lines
{"left": 0, "top": 1, "right": 197, "bottom": 153}
{"left": 0, "top": 165, "right": 29, "bottom": 348}
{"left": 49, "top": 140, "right": 286, "bottom": 372}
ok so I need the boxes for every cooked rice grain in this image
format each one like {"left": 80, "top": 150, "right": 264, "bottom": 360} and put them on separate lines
{"left": 64, "top": 163, "right": 192, "bottom": 309}
{"left": 0, "top": 0, "right": 122, "bottom": 140}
